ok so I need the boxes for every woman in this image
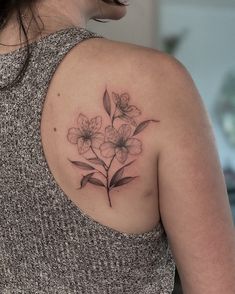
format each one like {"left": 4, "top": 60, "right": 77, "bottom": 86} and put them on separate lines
{"left": 0, "top": 0, "right": 234, "bottom": 293}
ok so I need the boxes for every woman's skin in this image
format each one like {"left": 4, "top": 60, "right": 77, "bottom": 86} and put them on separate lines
{"left": 0, "top": 0, "right": 127, "bottom": 49}
{"left": 1, "top": 0, "right": 235, "bottom": 293}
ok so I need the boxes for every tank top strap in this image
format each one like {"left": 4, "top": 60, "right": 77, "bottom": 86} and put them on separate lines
{"left": 0, "top": 26, "right": 103, "bottom": 88}
{"left": 31, "top": 26, "right": 103, "bottom": 85}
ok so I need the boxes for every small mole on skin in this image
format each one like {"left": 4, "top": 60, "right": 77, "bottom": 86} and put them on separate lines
{"left": 57, "top": 93, "right": 60, "bottom": 96}
{"left": 53, "top": 127, "right": 57, "bottom": 132}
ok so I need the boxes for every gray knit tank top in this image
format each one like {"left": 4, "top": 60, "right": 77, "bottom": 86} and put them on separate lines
{"left": 0, "top": 26, "right": 176, "bottom": 293}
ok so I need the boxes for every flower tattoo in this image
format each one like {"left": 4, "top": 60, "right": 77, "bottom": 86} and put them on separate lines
{"left": 112, "top": 92, "right": 141, "bottom": 126}
{"left": 100, "top": 124, "right": 142, "bottom": 164}
{"left": 67, "top": 114, "right": 104, "bottom": 154}
{"left": 67, "top": 89, "right": 160, "bottom": 207}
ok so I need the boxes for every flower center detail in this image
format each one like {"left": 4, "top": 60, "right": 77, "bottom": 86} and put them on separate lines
{"left": 83, "top": 130, "right": 92, "bottom": 140}
{"left": 116, "top": 138, "right": 126, "bottom": 148}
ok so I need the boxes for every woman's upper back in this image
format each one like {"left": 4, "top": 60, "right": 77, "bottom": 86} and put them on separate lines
{"left": 0, "top": 26, "right": 176, "bottom": 293}
{"left": 1, "top": 25, "right": 234, "bottom": 293}
{"left": 40, "top": 32, "right": 168, "bottom": 234}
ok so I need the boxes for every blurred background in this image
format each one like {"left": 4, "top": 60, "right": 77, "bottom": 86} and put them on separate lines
{"left": 88, "top": 0, "right": 235, "bottom": 292}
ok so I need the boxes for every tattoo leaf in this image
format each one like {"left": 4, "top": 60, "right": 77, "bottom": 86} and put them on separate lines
{"left": 87, "top": 157, "right": 106, "bottom": 167}
{"left": 133, "top": 119, "right": 160, "bottom": 136}
{"left": 109, "top": 160, "right": 136, "bottom": 188}
{"left": 88, "top": 177, "right": 105, "bottom": 187}
{"left": 103, "top": 89, "right": 111, "bottom": 116}
{"left": 110, "top": 167, "right": 124, "bottom": 188}
{"left": 78, "top": 172, "right": 95, "bottom": 189}
{"left": 69, "top": 159, "right": 95, "bottom": 170}
{"left": 112, "top": 176, "right": 138, "bottom": 188}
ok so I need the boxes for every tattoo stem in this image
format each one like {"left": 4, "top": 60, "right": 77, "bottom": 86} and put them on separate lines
{"left": 94, "top": 169, "right": 107, "bottom": 179}
{"left": 108, "top": 155, "right": 115, "bottom": 169}
{"left": 106, "top": 178, "right": 112, "bottom": 207}
{"left": 111, "top": 106, "right": 117, "bottom": 127}
{"left": 82, "top": 153, "right": 107, "bottom": 178}
{"left": 90, "top": 146, "right": 108, "bottom": 170}
{"left": 90, "top": 146, "right": 99, "bottom": 159}
{"left": 105, "top": 154, "right": 116, "bottom": 207}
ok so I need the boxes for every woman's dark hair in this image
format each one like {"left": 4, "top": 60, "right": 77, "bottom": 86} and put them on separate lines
{"left": 0, "top": 0, "right": 126, "bottom": 90}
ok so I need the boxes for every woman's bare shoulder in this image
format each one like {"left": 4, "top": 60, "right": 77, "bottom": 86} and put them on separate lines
{"left": 65, "top": 36, "right": 194, "bottom": 106}
{"left": 75, "top": 36, "right": 187, "bottom": 78}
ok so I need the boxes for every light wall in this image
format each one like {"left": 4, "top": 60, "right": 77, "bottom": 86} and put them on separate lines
{"left": 160, "top": 2, "right": 235, "bottom": 169}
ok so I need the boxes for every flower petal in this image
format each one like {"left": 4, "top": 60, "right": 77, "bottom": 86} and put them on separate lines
{"left": 118, "top": 124, "right": 132, "bottom": 141}
{"left": 91, "top": 132, "right": 104, "bottom": 149}
{"left": 89, "top": 116, "right": 102, "bottom": 132}
{"left": 115, "top": 147, "right": 128, "bottom": 164}
{"left": 77, "top": 138, "right": 91, "bottom": 154}
{"left": 105, "top": 126, "right": 119, "bottom": 144}
{"left": 126, "top": 105, "right": 141, "bottom": 117}
{"left": 130, "top": 118, "right": 137, "bottom": 127}
{"left": 67, "top": 127, "right": 82, "bottom": 144}
{"left": 112, "top": 92, "right": 120, "bottom": 105}
{"left": 118, "top": 114, "right": 132, "bottom": 123}
{"left": 119, "top": 93, "right": 130, "bottom": 109}
{"left": 126, "top": 138, "right": 142, "bottom": 155}
{"left": 77, "top": 114, "right": 90, "bottom": 132}
{"left": 100, "top": 142, "right": 116, "bottom": 158}
{"left": 118, "top": 113, "right": 137, "bottom": 126}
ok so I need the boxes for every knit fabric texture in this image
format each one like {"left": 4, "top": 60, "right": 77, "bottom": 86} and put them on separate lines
{"left": 0, "top": 26, "right": 176, "bottom": 293}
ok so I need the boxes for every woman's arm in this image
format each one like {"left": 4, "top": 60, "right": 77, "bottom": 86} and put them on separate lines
{"left": 156, "top": 55, "right": 235, "bottom": 293}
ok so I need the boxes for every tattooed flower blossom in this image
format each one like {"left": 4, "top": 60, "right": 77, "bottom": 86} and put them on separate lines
{"left": 112, "top": 92, "right": 141, "bottom": 125}
{"left": 67, "top": 89, "right": 159, "bottom": 207}
{"left": 100, "top": 124, "right": 142, "bottom": 164}
{"left": 67, "top": 114, "right": 104, "bottom": 154}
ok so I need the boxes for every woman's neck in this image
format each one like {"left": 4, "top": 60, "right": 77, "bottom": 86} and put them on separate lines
{"left": 0, "top": 1, "right": 89, "bottom": 53}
